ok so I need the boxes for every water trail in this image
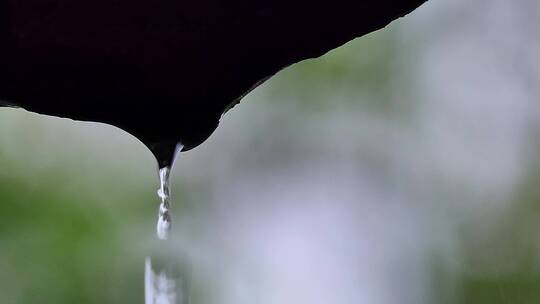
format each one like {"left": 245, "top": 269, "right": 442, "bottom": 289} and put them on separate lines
{"left": 156, "top": 143, "right": 184, "bottom": 240}
{"left": 146, "top": 143, "right": 187, "bottom": 304}
{"left": 157, "top": 166, "right": 172, "bottom": 240}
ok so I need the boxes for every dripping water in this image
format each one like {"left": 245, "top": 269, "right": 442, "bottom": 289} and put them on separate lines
{"left": 145, "top": 143, "right": 188, "bottom": 304}
{"left": 157, "top": 166, "right": 172, "bottom": 240}
{"left": 155, "top": 142, "right": 183, "bottom": 240}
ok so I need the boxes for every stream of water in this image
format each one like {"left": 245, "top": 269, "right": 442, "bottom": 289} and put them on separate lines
{"left": 145, "top": 143, "right": 186, "bottom": 304}
{"left": 157, "top": 166, "right": 172, "bottom": 240}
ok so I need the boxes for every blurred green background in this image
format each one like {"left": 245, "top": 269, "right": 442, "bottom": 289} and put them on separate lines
{"left": 2, "top": 0, "right": 540, "bottom": 303}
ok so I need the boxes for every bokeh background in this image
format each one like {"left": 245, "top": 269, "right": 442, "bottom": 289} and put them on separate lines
{"left": 1, "top": 0, "right": 540, "bottom": 303}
